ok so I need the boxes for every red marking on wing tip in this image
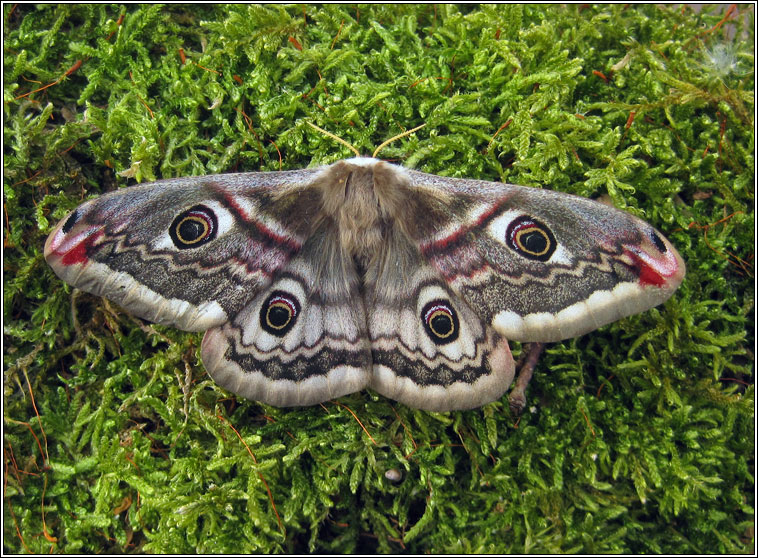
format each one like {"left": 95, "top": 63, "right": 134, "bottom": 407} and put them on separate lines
{"left": 638, "top": 262, "right": 666, "bottom": 287}
{"left": 626, "top": 251, "right": 666, "bottom": 287}
{"left": 60, "top": 230, "right": 103, "bottom": 266}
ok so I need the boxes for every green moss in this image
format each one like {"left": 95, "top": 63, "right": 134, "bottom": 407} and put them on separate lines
{"left": 3, "top": 4, "right": 753, "bottom": 553}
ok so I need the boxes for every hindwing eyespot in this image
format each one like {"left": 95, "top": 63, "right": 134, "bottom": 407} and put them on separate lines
{"left": 260, "top": 290, "right": 300, "bottom": 336}
{"left": 421, "top": 300, "right": 459, "bottom": 345}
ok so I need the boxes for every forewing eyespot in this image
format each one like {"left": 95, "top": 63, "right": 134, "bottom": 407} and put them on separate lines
{"left": 505, "top": 215, "right": 556, "bottom": 261}
{"left": 169, "top": 205, "right": 218, "bottom": 249}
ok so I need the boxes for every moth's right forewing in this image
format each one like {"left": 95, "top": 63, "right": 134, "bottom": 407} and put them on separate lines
{"left": 405, "top": 170, "right": 685, "bottom": 343}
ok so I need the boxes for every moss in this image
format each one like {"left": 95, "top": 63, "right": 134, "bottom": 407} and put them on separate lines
{"left": 3, "top": 4, "right": 753, "bottom": 553}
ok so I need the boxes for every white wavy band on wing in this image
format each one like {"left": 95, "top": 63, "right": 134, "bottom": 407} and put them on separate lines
{"left": 47, "top": 257, "right": 227, "bottom": 332}
{"left": 493, "top": 281, "right": 675, "bottom": 342}
{"left": 203, "top": 328, "right": 370, "bottom": 407}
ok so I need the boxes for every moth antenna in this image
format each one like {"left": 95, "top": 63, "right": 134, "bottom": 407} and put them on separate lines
{"left": 372, "top": 124, "right": 426, "bottom": 158}
{"left": 306, "top": 122, "right": 361, "bottom": 157}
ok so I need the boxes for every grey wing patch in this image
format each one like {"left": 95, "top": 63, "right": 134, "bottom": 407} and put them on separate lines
{"left": 364, "top": 233, "right": 514, "bottom": 412}
{"left": 201, "top": 224, "right": 372, "bottom": 407}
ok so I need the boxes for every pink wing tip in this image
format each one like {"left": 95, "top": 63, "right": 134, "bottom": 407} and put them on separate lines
{"left": 623, "top": 229, "right": 686, "bottom": 291}
{"left": 45, "top": 213, "right": 103, "bottom": 267}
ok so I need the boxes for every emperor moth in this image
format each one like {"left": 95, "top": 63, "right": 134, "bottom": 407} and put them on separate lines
{"left": 45, "top": 156, "right": 685, "bottom": 411}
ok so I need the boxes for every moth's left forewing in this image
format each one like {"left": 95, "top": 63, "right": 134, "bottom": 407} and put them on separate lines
{"left": 406, "top": 170, "right": 685, "bottom": 343}
{"left": 44, "top": 170, "right": 323, "bottom": 331}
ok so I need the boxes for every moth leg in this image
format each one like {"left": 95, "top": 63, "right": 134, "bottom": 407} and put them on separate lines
{"left": 508, "top": 342, "right": 545, "bottom": 414}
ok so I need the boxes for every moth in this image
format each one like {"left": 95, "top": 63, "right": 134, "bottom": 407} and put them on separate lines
{"left": 44, "top": 155, "right": 685, "bottom": 412}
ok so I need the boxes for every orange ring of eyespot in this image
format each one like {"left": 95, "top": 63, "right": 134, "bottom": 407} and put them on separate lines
{"left": 175, "top": 215, "right": 210, "bottom": 245}
{"left": 514, "top": 225, "right": 551, "bottom": 256}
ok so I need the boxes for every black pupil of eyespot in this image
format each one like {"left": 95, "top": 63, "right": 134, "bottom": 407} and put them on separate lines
{"left": 521, "top": 230, "right": 547, "bottom": 253}
{"left": 431, "top": 314, "right": 452, "bottom": 335}
{"left": 179, "top": 218, "right": 206, "bottom": 241}
{"left": 268, "top": 305, "right": 291, "bottom": 327}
